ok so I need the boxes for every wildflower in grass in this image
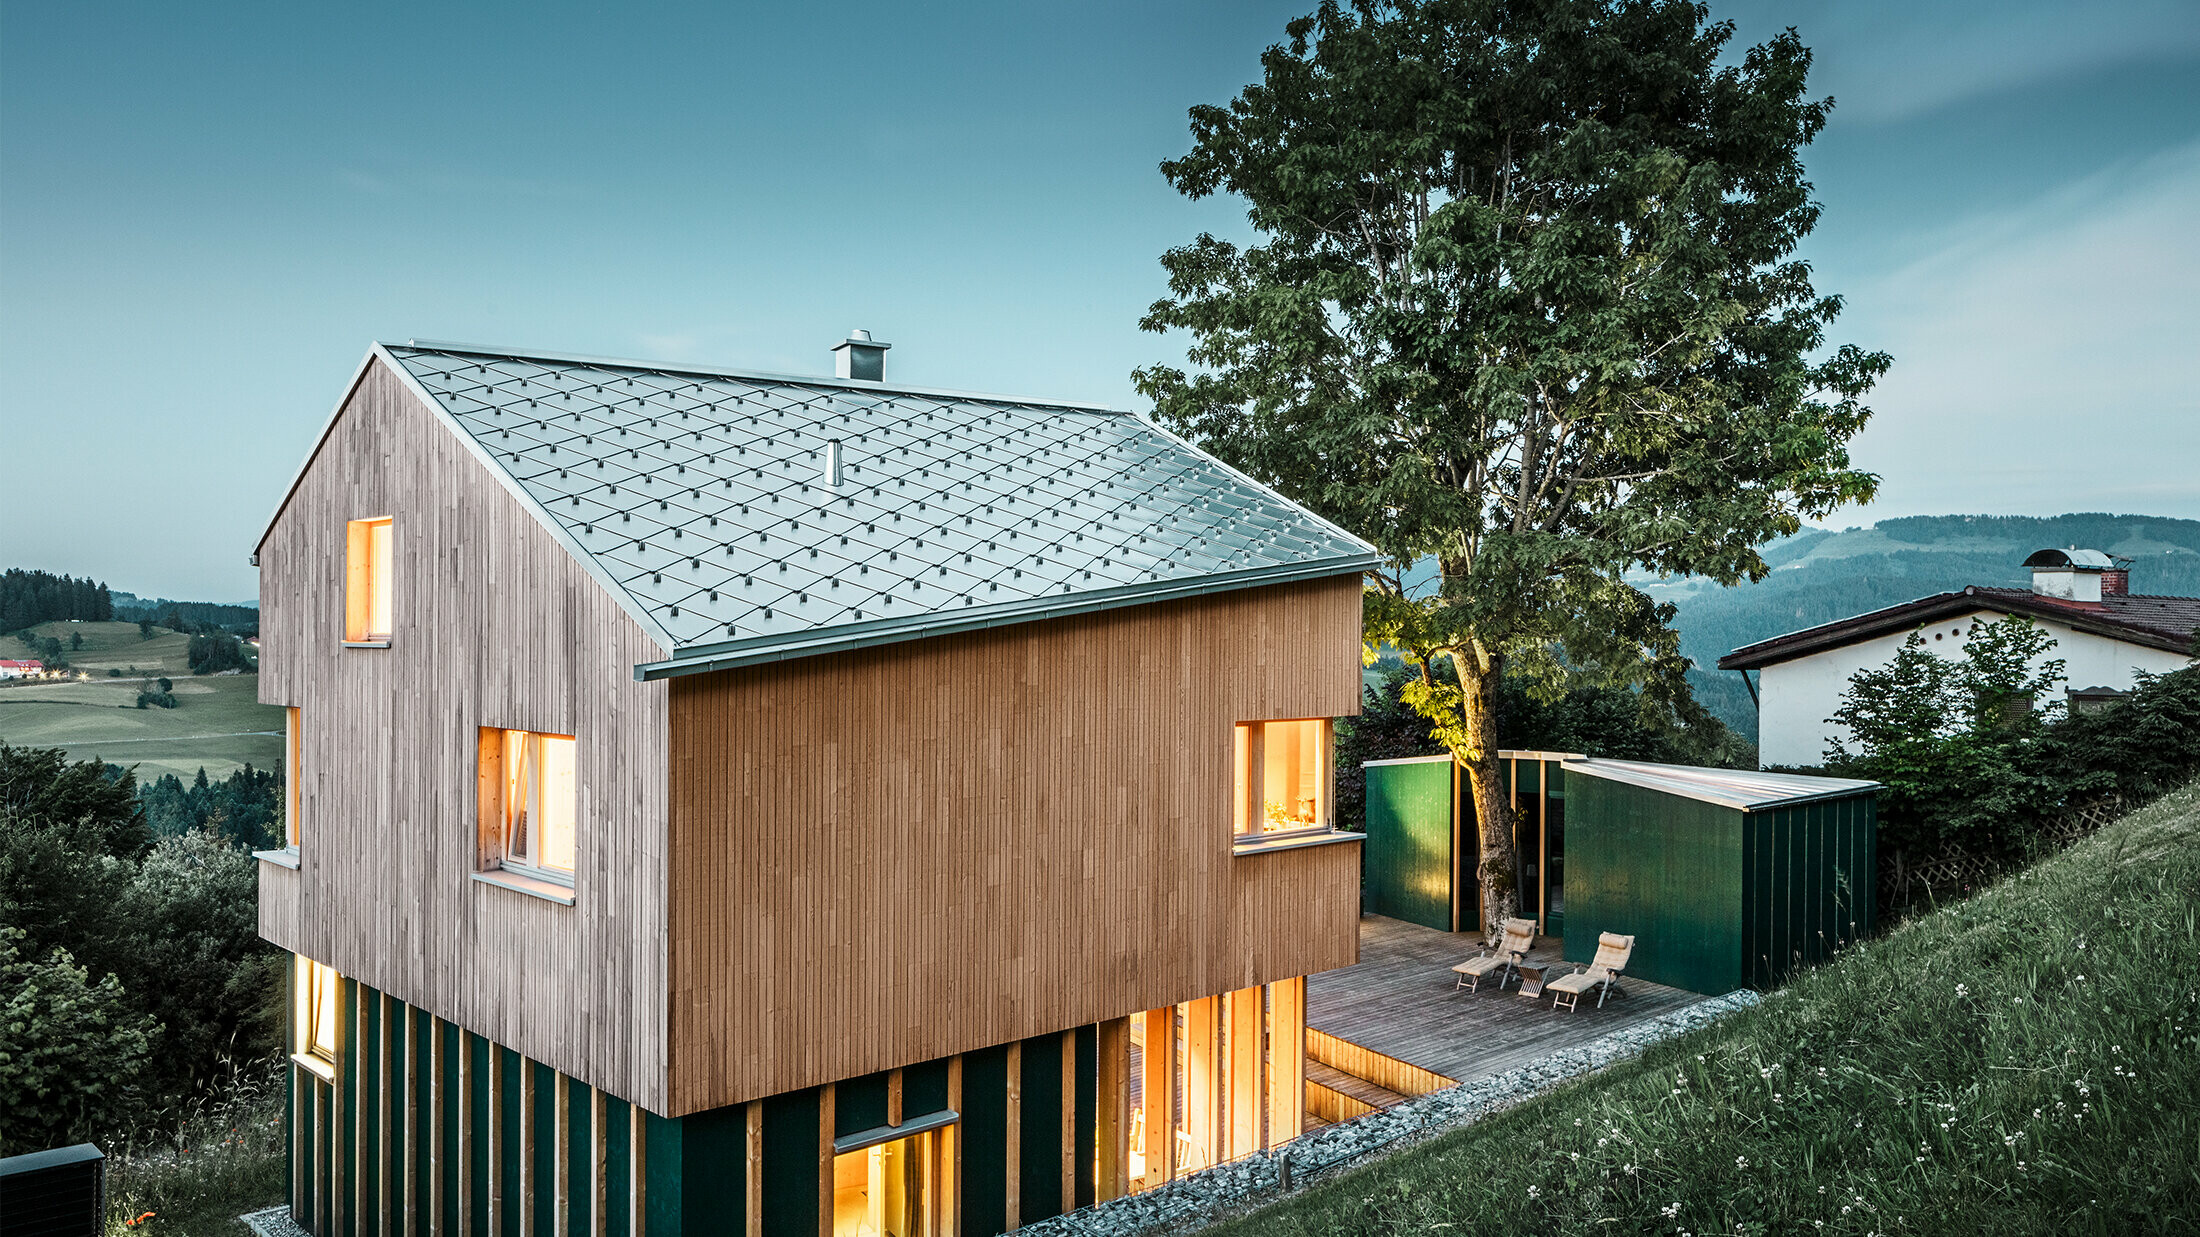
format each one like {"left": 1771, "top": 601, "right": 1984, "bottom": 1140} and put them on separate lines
{"left": 1735, "top": 1155, "right": 1749, "bottom": 1169}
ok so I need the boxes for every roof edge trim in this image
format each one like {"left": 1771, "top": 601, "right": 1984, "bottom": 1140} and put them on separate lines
{"left": 1718, "top": 587, "right": 2195, "bottom": 669}
{"left": 633, "top": 552, "right": 1380, "bottom": 681}
{"left": 389, "top": 339, "right": 1123, "bottom": 413}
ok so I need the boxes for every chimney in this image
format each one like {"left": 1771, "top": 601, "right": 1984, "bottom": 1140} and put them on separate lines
{"left": 2022, "top": 547, "right": 2111, "bottom": 603}
{"left": 831, "top": 329, "right": 890, "bottom": 382}
{"left": 2102, "top": 556, "right": 2132, "bottom": 597}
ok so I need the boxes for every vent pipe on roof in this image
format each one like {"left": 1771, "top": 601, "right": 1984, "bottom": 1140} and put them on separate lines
{"left": 824, "top": 439, "right": 843, "bottom": 488}
{"left": 832, "top": 329, "right": 890, "bottom": 382}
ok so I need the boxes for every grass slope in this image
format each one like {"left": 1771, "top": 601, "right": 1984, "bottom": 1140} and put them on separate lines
{"left": 1219, "top": 784, "right": 2200, "bottom": 1237}
{"left": 0, "top": 622, "right": 279, "bottom": 780}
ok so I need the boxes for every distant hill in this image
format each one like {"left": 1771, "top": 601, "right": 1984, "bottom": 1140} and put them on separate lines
{"left": 1658, "top": 513, "right": 2200, "bottom": 736}
{"left": 108, "top": 591, "right": 260, "bottom": 635}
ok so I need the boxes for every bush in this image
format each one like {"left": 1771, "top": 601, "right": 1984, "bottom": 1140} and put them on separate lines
{"left": 135, "top": 689, "right": 178, "bottom": 709}
{"left": 185, "top": 634, "right": 250, "bottom": 676}
{"left": 101, "top": 1062, "right": 287, "bottom": 1233}
{"left": 0, "top": 927, "right": 157, "bottom": 1150}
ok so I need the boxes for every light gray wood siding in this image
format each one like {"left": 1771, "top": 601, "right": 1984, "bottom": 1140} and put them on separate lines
{"left": 257, "top": 356, "right": 673, "bottom": 1111}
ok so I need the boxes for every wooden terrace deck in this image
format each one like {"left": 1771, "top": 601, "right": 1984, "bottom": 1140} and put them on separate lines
{"left": 1306, "top": 913, "right": 1712, "bottom": 1086}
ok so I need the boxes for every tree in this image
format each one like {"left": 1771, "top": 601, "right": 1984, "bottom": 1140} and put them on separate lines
{"left": 138, "top": 617, "right": 155, "bottom": 640}
{"left": 69, "top": 630, "right": 83, "bottom": 651}
{"left": 0, "top": 928, "right": 157, "bottom": 1149}
{"left": 1135, "top": 0, "right": 1885, "bottom": 928}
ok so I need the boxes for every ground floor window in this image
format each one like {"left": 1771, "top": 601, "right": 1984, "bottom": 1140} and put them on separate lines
{"left": 293, "top": 956, "right": 339, "bottom": 1075}
{"left": 832, "top": 1124, "right": 952, "bottom": 1237}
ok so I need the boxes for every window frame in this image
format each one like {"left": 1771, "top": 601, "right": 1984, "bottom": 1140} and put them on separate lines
{"left": 283, "top": 706, "right": 302, "bottom": 851}
{"left": 1231, "top": 717, "right": 1335, "bottom": 847}
{"left": 344, "top": 516, "right": 395, "bottom": 645}
{"left": 477, "top": 726, "right": 579, "bottom": 890}
{"left": 293, "top": 956, "right": 339, "bottom": 1081}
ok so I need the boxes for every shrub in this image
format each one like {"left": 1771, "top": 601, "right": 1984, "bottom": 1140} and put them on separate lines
{"left": 0, "top": 927, "right": 156, "bottom": 1150}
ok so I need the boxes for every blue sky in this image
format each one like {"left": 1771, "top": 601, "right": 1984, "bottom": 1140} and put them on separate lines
{"left": 3, "top": 1, "right": 2196, "bottom": 600}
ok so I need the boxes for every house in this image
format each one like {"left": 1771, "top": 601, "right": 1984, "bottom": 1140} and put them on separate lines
{"left": 1720, "top": 548, "right": 2200, "bottom": 768}
{"left": 252, "top": 333, "right": 1377, "bottom": 1236}
{"left": 0, "top": 658, "right": 45, "bottom": 679}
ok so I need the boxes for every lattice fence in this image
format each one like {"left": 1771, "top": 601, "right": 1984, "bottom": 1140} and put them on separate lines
{"left": 1877, "top": 793, "right": 2126, "bottom": 916}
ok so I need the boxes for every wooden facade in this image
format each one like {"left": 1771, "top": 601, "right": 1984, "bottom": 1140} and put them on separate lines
{"left": 257, "top": 358, "right": 675, "bottom": 1110}
{"left": 665, "top": 573, "right": 1364, "bottom": 1112}
{"left": 259, "top": 351, "right": 1368, "bottom": 1232}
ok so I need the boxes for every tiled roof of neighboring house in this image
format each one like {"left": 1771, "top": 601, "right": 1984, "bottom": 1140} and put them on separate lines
{"left": 1561, "top": 758, "right": 1880, "bottom": 811}
{"left": 0, "top": 660, "right": 43, "bottom": 669}
{"left": 1718, "top": 585, "right": 2200, "bottom": 670}
{"left": 269, "top": 342, "right": 1378, "bottom": 678}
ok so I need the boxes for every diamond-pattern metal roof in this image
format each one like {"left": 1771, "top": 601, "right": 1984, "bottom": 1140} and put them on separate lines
{"left": 371, "top": 342, "right": 1376, "bottom": 677}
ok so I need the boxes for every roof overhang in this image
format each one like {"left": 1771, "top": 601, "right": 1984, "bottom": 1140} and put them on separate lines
{"left": 633, "top": 552, "right": 1378, "bottom": 680}
{"left": 1718, "top": 586, "right": 2195, "bottom": 670}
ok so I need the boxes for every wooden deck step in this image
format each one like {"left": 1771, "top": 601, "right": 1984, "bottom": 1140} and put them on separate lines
{"left": 1306, "top": 1060, "right": 1410, "bottom": 1111}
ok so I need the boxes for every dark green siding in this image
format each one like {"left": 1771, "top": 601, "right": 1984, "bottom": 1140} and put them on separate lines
{"left": 1362, "top": 758, "right": 1455, "bottom": 930}
{"left": 835, "top": 1072, "right": 891, "bottom": 1136}
{"left": 759, "top": 1089, "right": 819, "bottom": 1236}
{"left": 958, "top": 1045, "right": 1009, "bottom": 1237}
{"left": 1018, "top": 1033, "right": 1065, "bottom": 1219}
{"left": 1743, "top": 794, "right": 1877, "bottom": 988}
{"left": 1073, "top": 1025, "right": 1097, "bottom": 1210}
{"left": 1563, "top": 778, "right": 1747, "bottom": 994}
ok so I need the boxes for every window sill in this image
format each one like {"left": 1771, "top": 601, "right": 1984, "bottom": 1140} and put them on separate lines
{"left": 252, "top": 847, "right": 301, "bottom": 870}
{"left": 1233, "top": 829, "right": 1364, "bottom": 857}
{"left": 342, "top": 639, "right": 391, "bottom": 649}
{"left": 291, "top": 1051, "right": 336, "bottom": 1083}
{"left": 471, "top": 868, "right": 576, "bottom": 906}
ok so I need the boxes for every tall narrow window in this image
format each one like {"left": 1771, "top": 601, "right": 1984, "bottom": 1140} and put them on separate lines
{"left": 480, "top": 728, "right": 578, "bottom": 884}
{"left": 284, "top": 707, "right": 302, "bottom": 849}
{"left": 344, "top": 516, "right": 394, "bottom": 643}
{"left": 294, "top": 956, "right": 339, "bottom": 1075}
{"left": 1233, "top": 718, "right": 1330, "bottom": 839}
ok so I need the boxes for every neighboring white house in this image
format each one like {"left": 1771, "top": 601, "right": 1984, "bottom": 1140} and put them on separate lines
{"left": 0, "top": 659, "right": 45, "bottom": 679}
{"left": 1722, "top": 548, "right": 2200, "bottom": 769}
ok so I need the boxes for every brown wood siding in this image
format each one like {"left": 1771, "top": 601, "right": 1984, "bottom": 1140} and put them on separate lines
{"left": 256, "top": 357, "right": 672, "bottom": 1111}
{"left": 665, "top": 574, "right": 1364, "bottom": 1114}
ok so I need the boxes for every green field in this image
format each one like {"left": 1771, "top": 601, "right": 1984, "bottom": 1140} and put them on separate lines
{"left": 0, "top": 620, "right": 280, "bottom": 781}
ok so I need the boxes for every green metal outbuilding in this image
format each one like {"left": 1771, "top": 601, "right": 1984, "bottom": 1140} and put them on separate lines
{"left": 1560, "top": 760, "right": 1879, "bottom": 992}
{"left": 1361, "top": 754, "right": 1879, "bottom": 993}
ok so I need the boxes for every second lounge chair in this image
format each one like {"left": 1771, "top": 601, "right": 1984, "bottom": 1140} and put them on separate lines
{"left": 1547, "top": 932, "right": 1635, "bottom": 1012}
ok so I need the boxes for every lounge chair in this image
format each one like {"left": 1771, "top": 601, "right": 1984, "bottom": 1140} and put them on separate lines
{"left": 1548, "top": 933, "right": 1635, "bottom": 1012}
{"left": 1452, "top": 917, "right": 1537, "bottom": 993}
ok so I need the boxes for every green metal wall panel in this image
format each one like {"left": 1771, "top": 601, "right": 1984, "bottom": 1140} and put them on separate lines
{"left": 1741, "top": 794, "right": 1878, "bottom": 987}
{"left": 1362, "top": 758, "right": 1455, "bottom": 930}
{"left": 1562, "top": 777, "right": 1746, "bottom": 994}
{"left": 497, "top": 1047, "right": 523, "bottom": 1237}
{"left": 958, "top": 1046, "right": 1009, "bottom": 1237}
{"left": 1073, "top": 1024, "right": 1098, "bottom": 1210}
{"left": 759, "top": 1089, "right": 819, "bottom": 1236}
{"left": 902, "top": 1059, "right": 950, "bottom": 1117}
{"left": 1018, "top": 1033, "right": 1066, "bottom": 1219}
{"left": 835, "top": 1071, "right": 891, "bottom": 1136}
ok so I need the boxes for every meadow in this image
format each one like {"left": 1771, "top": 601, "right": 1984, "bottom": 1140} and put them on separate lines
{"left": 0, "top": 621, "right": 281, "bottom": 780}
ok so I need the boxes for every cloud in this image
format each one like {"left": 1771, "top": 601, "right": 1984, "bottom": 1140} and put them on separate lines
{"left": 1724, "top": 0, "right": 2200, "bottom": 124}
{"left": 1841, "top": 139, "right": 2200, "bottom": 520}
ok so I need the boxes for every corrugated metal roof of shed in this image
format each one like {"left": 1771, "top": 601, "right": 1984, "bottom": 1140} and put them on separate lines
{"left": 373, "top": 342, "right": 1378, "bottom": 675}
{"left": 1560, "top": 758, "right": 1880, "bottom": 812}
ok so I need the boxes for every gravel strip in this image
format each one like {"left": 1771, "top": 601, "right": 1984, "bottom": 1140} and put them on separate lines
{"left": 1018, "top": 990, "right": 1763, "bottom": 1237}
{"left": 240, "top": 1205, "right": 312, "bottom": 1237}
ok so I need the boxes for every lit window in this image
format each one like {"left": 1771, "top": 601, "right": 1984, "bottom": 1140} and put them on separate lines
{"left": 345, "top": 517, "right": 394, "bottom": 642}
{"left": 481, "top": 728, "right": 578, "bottom": 884}
{"left": 1233, "top": 719, "right": 1330, "bottom": 838}
{"left": 832, "top": 1125, "right": 952, "bottom": 1237}
{"left": 284, "top": 707, "right": 302, "bottom": 849}
{"left": 295, "top": 957, "right": 339, "bottom": 1066}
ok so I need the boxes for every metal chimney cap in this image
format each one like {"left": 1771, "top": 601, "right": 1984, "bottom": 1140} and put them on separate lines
{"left": 831, "top": 330, "right": 890, "bottom": 382}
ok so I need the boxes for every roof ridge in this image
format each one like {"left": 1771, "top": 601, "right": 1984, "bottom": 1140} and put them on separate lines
{"left": 386, "top": 339, "right": 1124, "bottom": 415}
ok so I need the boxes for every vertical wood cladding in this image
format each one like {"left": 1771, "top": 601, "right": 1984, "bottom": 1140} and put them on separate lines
{"left": 665, "top": 575, "right": 1365, "bottom": 1112}
{"left": 256, "top": 357, "right": 671, "bottom": 1111}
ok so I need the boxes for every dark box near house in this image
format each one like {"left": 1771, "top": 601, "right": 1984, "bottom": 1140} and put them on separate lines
{"left": 0, "top": 1143, "right": 105, "bottom": 1237}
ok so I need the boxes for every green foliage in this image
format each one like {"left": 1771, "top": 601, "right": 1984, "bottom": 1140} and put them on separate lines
{"left": 100, "top": 1063, "right": 288, "bottom": 1234}
{"left": 37, "top": 634, "right": 69, "bottom": 669}
{"left": 0, "top": 745, "right": 283, "bottom": 1140}
{"left": 1824, "top": 618, "right": 2065, "bottom": 855}
{"left": 138, "top": 617, "right": 156, "bottom": 640}
{"left": 185, "top": 632, "right": 251, "bottom": 676}
{"left": 0, "top": 568, "right": 113, "bottom": 633}
{"left": 135, "top": 689, "right": 178, "bottom": 709}
{"left": 138, "top": 764, "right": 283, "bottom": 849}
{"left": 1135, "top": 0, "right": 1883, "bottom": 923}
{"left": 1214, "top": 782, "right": 2200, "bottom": 1237}
{"left": 0, "top": 927, "right": 157, "bottom": 1152}
{"left": 2033, "top": 667, "right": 2200, "bottom": 806}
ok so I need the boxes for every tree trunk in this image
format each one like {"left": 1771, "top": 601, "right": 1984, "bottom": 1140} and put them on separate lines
{"left": 1454, "top": 651, "right": 1519, "bottom": 935}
